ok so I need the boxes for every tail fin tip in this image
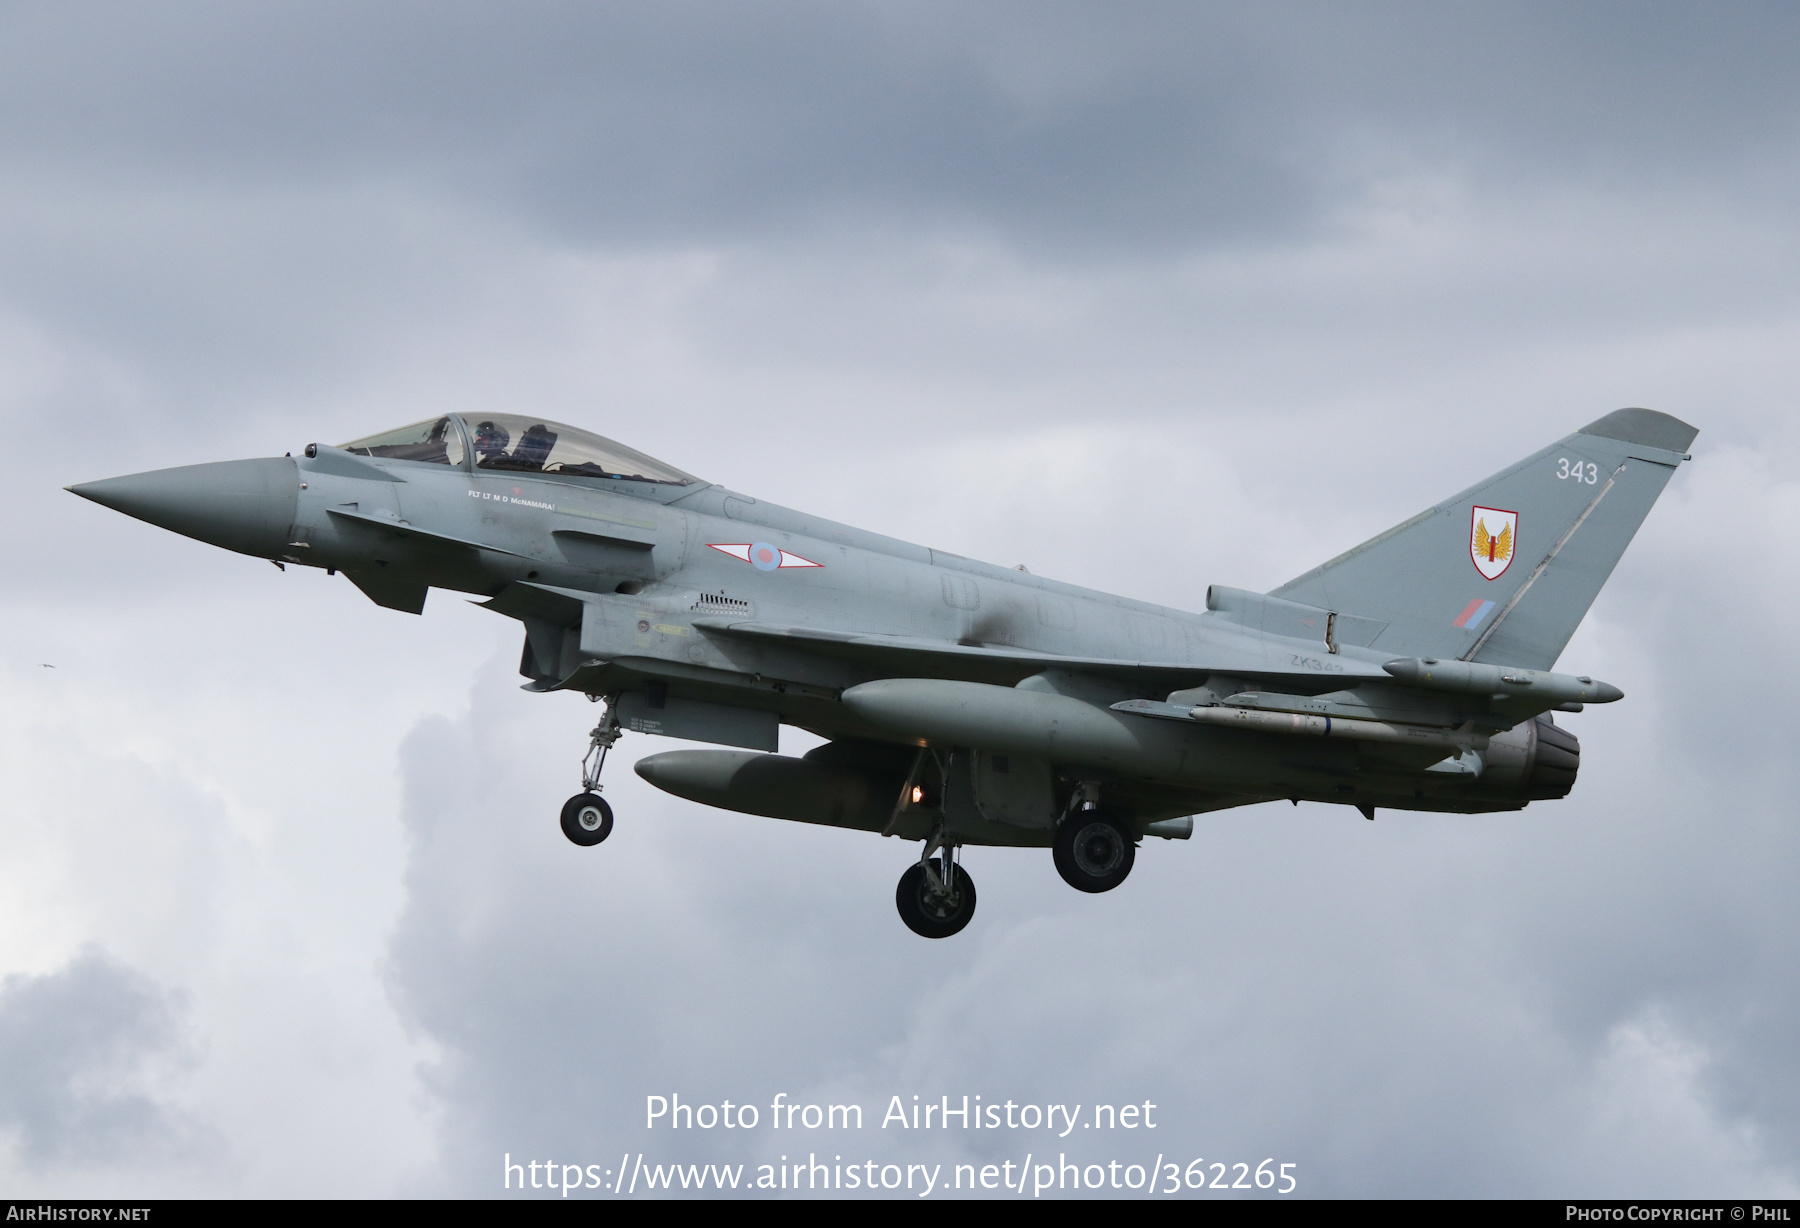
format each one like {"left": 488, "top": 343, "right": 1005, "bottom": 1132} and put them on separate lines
{"left": 1578, "top": 408, "right": 1698, "bottom": 455}
{"left": 1268, "top": 408, "right": 1700, "bottom": 670}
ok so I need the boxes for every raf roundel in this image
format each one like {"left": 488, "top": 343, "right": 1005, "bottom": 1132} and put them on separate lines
{"left": 707, "top": 542, "right": 824, "bottom": 570}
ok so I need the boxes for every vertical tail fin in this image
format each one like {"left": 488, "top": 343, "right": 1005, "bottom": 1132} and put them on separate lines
{"left": 1270, "top": 408, "right": 1697, "bottom": 670}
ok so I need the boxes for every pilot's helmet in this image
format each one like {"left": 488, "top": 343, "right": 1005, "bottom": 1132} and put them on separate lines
{"left": 473, "top": 420, "right": 511, "bottom": 455}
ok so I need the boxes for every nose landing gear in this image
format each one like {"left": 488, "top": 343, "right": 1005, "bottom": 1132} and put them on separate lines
{"left": 560, "top": 793, "right": 613, "bottom": 846}
{"left": 561, "top": 701, "right": 621, "bottom": 847}
{"left": 895, "top": 828, "right": 977, "bottom": 938}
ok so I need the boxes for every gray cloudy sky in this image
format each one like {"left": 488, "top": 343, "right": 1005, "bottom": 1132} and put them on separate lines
{"left": 2, "top": 1, "right": 1796, "bottom": 1199}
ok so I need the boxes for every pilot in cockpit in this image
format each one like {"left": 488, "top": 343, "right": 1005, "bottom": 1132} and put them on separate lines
{"left": 513, "top": 423, "right": 558, "bottom": 470}
{"left": 472, "top": 420, "right": 511, "bottom": 464}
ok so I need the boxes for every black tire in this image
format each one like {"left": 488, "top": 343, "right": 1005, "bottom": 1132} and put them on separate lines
{"left": 560, "top": 793, "right": 613, "bottom": 846}
{"left": 895, "top": 859, "right": 977, "bottom": 938}
{"left": 1053, "top": 810, "right": 1135, "bottom": 893}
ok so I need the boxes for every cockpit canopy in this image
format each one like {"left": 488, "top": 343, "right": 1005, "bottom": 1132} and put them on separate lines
{"left": 339, "top": 414, "right": 696, "bottom": 486}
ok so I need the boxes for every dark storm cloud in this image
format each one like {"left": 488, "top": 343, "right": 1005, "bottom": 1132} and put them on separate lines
{"left": 5, "top": 0, "right": 1798, "bottom": 447}
{"left": 4, "top": 2, "right": 1799, "bottom": 254}
{"left": 0, "top": 948, "right": 191, "bottom": 1165}
{"left": 0, "top": 1, "right": 1293, "bottom": 251}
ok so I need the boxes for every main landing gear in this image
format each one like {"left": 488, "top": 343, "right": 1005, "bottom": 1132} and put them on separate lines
{"left": 1053, "top": 807, "right": 1135, "bottom": 893}
{"left": 896, "top": 829, "right": 977, "bottom": 939}
{"left": 561, "top": 701, "right": 620, "bottom": 847}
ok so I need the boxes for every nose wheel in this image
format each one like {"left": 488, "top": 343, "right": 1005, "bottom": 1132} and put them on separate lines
{"left": 560, "top": 793, "right": 613, "bottom": 845}
{"left": 563, "top": 700, "right": 621, "bottom": 847}
{"left": 895, "top": 829, "right": 976, "bottom": 938}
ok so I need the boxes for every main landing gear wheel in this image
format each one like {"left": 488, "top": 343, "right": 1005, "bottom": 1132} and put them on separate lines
{"left": 1054, "top": 810, "right": 1135, "bottom": 893}
{"left": 896, "top": 859, "right": 977, "bottom": 939}
{"left": 560, "top": 792, "right": 613, "bottom": 846}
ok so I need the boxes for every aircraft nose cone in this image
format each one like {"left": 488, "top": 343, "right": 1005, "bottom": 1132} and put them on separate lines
{"left": 69, "top": 457, "right": 300, "bottom": 558}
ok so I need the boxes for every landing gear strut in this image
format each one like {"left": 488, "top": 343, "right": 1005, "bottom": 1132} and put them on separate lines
{"left": 895, "top": 828, "right": 977, "bottom": 938}
{"left": 561, "top": 701, "right": 620, "bottom": 847}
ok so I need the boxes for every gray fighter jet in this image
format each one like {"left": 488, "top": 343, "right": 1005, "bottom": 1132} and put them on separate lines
{"left": 70, "top": 407, "right": 1695, "bottom": 937}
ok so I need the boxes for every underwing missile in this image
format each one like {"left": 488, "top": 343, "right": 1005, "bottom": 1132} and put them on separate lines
{"left": 1382, "top": 658, "right": 1623, "bottom": 705}
{"left": 1116, "top": 699, "right": 1475, "bottom": 749}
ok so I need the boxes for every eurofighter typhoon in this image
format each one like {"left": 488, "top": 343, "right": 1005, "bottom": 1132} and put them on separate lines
{"left": 70, "top": 408, "right": 1695, "bottom": 936}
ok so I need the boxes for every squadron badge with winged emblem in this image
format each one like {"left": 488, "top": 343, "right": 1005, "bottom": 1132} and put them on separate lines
{"left": 1469, "top": 505, "right": 1518, "bottom": 580}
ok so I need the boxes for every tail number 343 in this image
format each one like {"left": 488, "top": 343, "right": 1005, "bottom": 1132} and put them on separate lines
{"left": 1556, "top": 457, "right": 1599, "bottom": 484}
